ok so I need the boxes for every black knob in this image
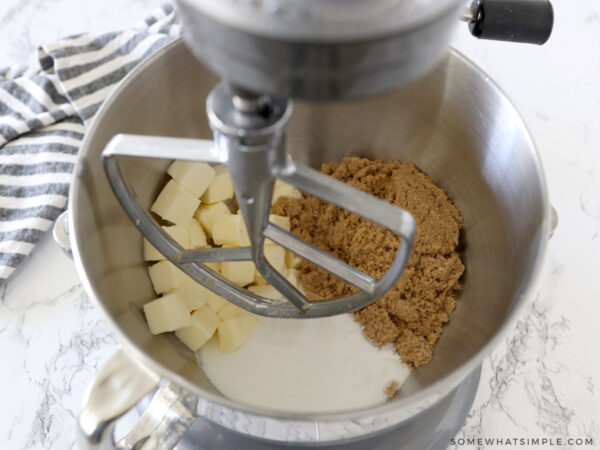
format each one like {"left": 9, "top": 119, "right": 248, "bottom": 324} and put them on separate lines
{"left": 469, "top": 0, "right": 554, "bottom": 45}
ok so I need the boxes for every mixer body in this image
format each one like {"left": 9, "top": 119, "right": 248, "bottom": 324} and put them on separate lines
{"left": 175, "top": 0, "right": 465, "bottom": 100}
{"left": 174, "top": 0, "right": 554, "bottom": 100}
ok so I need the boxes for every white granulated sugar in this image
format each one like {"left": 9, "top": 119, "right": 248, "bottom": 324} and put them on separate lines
{"left": 199, "top": 313, "right": 411, "bottom": 413}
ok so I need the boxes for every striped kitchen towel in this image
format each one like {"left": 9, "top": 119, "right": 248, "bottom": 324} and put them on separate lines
{"left": 0, "top": 3, "right": 181, "bottom": 283}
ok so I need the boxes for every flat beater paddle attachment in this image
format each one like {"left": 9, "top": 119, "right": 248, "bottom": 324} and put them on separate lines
{"left": 102, "top": 84, "right": 416, "bottom": 318}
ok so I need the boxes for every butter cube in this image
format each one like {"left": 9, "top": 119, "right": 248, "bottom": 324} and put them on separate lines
{"left": 253, "top": 268, "right": 269, "bottom": 285}
{"left": 167, "top": 160, "right": 215, "bottom": 198}
{"left": 271, "top": 180, "right": 302, "bottom": 204}
{"left": 254, "top": 245, "right": 287, "bottom": 284}
{"left": 269, "top": 214, "right": 291, "bottom": 231}
{"left": 253, "top": 273, "right": 267, "bottom": 286}
{"left": 266, "top": 245, "right": 286, "bottom": 273}
{"left": 143, "top": 239, "right": 164, "bottom": 262}
{"left": 151, "top": 180, "right": 201, "bottom": 225}
{"left": 189, "top": 219, "right": 208, "bottom": 248}
{"left": 212, "top": 214, "right": 250, "bottom": 246}
{"left": 173, "top": 283, "right": 210, "bottom": 311}
{"left": 285, "top": 250, "right": 303, "bottom": 269}
{"left": 194, "top": 202, "right": 230, "bottom": 238}
{"left": 285, "top": 268, "right": 300, "bottom": 289}
{"left": 206, "top": 290, "right": 229, "bottom": 312}
{"left": 148, "top": 260, "right": 194, "bottom": 294}
{"left": 265, "top": 214, "right": 290, "bottom": 245}
{"left": 175, "top": 305, "right": 220, "bottom": 351}
{"left": 164, "top": 224, "right": 191, "bottom": 248}
{"left": 143, "top": 291, "right": 191, "bottom": 334}
{"left": 203, "top": 262, "right": 220, "bottom": 272}
{"left": 201, "top": 165, "right": 234, "bottom": 204}
{"left": 218, "top": 315, "right": 259, "bottom": 353}
{"left": 143, "top": 224, "right": 191, "bottom": 261}
{"left": 220, "top": 260, "right": 255, "bottom": 286}
{"left": 247, "top": 284, "right": 285, "bottom": 300}
{"left": 218, "top": 303, "right": 249, "bottom": 321}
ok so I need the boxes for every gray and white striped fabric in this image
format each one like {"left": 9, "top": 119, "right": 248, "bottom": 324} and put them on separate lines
{"left": 0, "top": 3, "right": 181, "bottom": 283}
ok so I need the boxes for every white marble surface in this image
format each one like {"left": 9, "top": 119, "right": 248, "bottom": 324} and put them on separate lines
{"left": 0, "top": 0, "right": 599, "bottom": 449}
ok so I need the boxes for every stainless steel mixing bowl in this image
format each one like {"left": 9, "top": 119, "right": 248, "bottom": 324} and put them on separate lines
{"left": 69, "top": 38, "right": 550, "bottom": 448}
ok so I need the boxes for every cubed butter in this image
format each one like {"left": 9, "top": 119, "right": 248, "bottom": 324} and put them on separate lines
{"left": 254, "top": 245, "right": 287, "bottom": 284}
{"left": 253, "top": 267, "right": 269, "bottom": 285}
{"left": 143, "top": 238, "right": 163, "bottom": 261}
{"left": 264, "top": 214, "right": 291, "bottom": 246}
{"left": 271, "top": 180, "right": 302, "bottom": 204}
{"left": 151, "top": 180, "right": 200, "bottom": 225}
{"left": 175, "top": 305, "right": 220, "bottom": 351}
{"left": 143, "top": 224, "right": 191, "bottom": 261}
{"left": 194, "top": 202, "right": 230, "bottom": 238}
{"left": 148, "top": 260, "right": 194, "bottom": 294}
{"left": 220, "top": 260, "right": 255, "bottom": 286}
{"left": 285, "top": 268, "right": 300, "bottom": 289}
{"left": 265, "top": 245, "right": 286, "bottom": 273}
{"left": 143, "top": 291, "right": 191, "bottom": 334}
{"left": 218, "top": 315, "right": 259, "bottom": 353}
{"left": 218, "top": 303, "right": 249, "bottom": 321}
{"left": 247, "top": 284, "right": 285, "bottom": 300}
{"left": 201, "top": 165, "right": 234, "bottom": 204}
{"left": 206, "top": 290, "right": 229, "bottom": 312}
{"left": 285, "top": 250, "right": 303, "bottom": 269}
{"left": 212, "top": 214, "right": 250, "bottom": 246}
{"left": 269, "top": 214, "right": 291, "bottom": 231}
{"left": 167, "top": 160, "right": 215, "bottom": 198}
{"left": 165, "top": 224, "right": 191, "bottom": 248}
{"left": 188, "top": 219, "right": 208, "bottom": 248}
{"left": 173, "top": 283, "right": 210, "bottom": 311}
{"left": 203, "top": 261, "right": 220, "bottom": 272}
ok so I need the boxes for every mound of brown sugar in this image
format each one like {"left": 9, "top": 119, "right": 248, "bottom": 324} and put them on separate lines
{"left": 272, "top": 157, "right": 465, "bottom": 367}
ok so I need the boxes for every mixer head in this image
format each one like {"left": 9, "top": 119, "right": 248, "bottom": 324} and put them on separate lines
{"left": 102, "top": 0, "right": 553, "bottom": 318}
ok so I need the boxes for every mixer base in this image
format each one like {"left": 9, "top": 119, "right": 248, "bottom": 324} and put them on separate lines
{"left": 174, "top": 366, "right": 481, "bottom": 450}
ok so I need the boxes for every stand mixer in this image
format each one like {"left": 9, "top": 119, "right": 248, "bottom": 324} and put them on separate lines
{"left": 102, "top": 0, "right": 554, "bottom": 318}
{"left": 69, "top": 2, "right": 556, "bottom": 448}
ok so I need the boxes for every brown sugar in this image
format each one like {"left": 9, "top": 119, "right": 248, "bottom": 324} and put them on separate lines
{"left": 384, "top": 381, "right": 399, "bottom": 399}
{"left": 272, "top": 157, "right": 464, "bottom": 367}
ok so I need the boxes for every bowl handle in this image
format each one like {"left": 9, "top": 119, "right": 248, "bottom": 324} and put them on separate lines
{"left": 77, "top": 350, "right": 196, "bottom": 449}
{"left": 53, "top": 211, "right": 72, "bottom": 258}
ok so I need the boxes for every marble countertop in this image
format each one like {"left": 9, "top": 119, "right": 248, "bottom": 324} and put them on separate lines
{"left": 1, "top": 0, "right": 599, "bottom": 449}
